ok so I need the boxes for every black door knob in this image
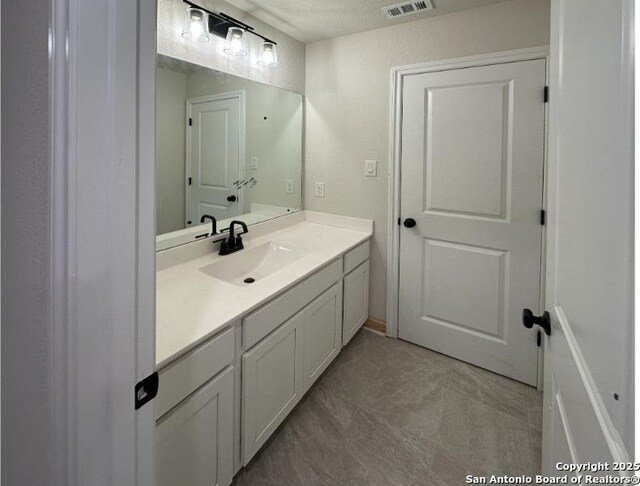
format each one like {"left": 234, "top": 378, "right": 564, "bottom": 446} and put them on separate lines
{"left": 522, "top": 309, "right": 551, "bottom": 336}
{"left": 227, "top": 195, "right": 237, "bottom": 202}
{"left": 403, "top": 218, "right": 417, "bottom": 228}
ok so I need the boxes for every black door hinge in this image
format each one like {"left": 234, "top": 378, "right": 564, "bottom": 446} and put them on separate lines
{"left": 188, "top": 177, "right": 192, "bottom": 186}
{"left": 398, "top": 217, "right": 401, "bottom": 226}
{"left": 135, "top": 372, "right": 159, "bottom": 410}
{"left": 537, "top": 330, "right": 542, "bottom": 347}
{"left": 544, "top": 86, "right": 549, "bottom": 103}
{"left": 188, "top": 117, "right": 193, "bottom": 126}
{"left": 540, "top": 209, "right": 546, "bottom": 226}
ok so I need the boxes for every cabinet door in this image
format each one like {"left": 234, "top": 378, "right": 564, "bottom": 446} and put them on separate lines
{"left": 343, "top": 260, "right": 370, "bottom": 346}
{"left": 155, "top": 366, "right": 234, "bottom": 486}
{"left": 242, "top": 312, "right": 304, "bottom": 464}
{"left": 303, "top": 282, "right": 343, "bottom": 392}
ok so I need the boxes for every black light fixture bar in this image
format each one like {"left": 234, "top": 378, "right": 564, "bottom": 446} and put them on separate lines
{"left": 183, "top": 0, "right": 277, "bottom": 45}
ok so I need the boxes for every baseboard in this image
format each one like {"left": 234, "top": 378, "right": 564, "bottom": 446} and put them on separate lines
{"left": 364, "top": 317, "right": 386, "bottom": 334}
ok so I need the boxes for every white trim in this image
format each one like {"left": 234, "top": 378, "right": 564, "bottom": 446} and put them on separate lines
{"left": 386, "top": 46, "right": 550, "bottom": 346}
{"left": 554, "top": 307, "right": 630, "bottom": 463}
{"left": 136, "top": 0, "right": 158, "bottom": 483}
{"left": 49, "top": 0, "right": 156, "bottom": 483}
{"left": 185, "top": 90, "right": 246, "bottom": 225}
{"left": 50, "top": 0, "right": 72, "bottom": 483}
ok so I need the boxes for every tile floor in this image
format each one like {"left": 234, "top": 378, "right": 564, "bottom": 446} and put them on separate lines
{"left": 235, "top": 329, "right": 542, "bottom": 486}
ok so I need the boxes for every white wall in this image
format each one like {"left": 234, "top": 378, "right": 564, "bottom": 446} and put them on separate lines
{"left": 158, "top": 0, "right": 305, "bottom": 94}
{"left": 157, "top": 66, "right": 188, "bottom": 234}
{"left": 1, "top": 1, "right": 53, "bottom": 483}
{"left": 304, "top": 0, "right": 551, "bottom": 321}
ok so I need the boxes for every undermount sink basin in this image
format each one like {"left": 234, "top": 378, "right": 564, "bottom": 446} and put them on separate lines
{"left": 199, "top": 242, "right": 307, "bottom": 286}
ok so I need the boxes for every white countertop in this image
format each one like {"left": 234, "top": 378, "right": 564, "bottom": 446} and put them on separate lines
{"left": 156, "top": 215, "right": 372, "bottom": 369}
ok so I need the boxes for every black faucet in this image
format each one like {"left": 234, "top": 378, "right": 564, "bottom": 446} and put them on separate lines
{"left": 200, "top": 214, "right": 217, "bottom": 237}
{"left": 219, "top": 220, "right": 248, "bottom": 256}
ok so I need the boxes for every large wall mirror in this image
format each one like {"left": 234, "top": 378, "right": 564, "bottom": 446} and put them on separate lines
{"left": 156, "top": 54, "right": 303, "bottom": 250}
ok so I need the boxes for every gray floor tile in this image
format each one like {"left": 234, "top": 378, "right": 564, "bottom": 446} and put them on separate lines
{"left": 364, "top": 365, "right": 449, "bottom": 443}
{"left": 236, "top": 329, "right": 543, "bottom": 486}
{"left": 235, "top": 428, "right": 338, "bottom": 486}
{"left": 525, "top": 386, "right": 543, "bottom": 431}
{"left": 434, "top": 389, "right": 536, "bottom": 476}
{"left": 447, "top": 359, "right": 530, "bottom": 420}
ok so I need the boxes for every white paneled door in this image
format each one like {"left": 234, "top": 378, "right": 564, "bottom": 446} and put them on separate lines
{"left": 188, "top": 93, "right": 243, "bottom": 223}
{"left": 398, "top": 59, "right": 546, "bottom": 385}
{"left": 541, "top": 0, "right": 634, "bottom": 471}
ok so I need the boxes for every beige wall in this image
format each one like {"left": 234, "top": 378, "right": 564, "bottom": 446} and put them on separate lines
{"left": 304, "top": 0, "right": 550, "bottom": 320}
{"left": 156, "top": 66, "right": 188, "bottom": 234}
{"left": 158, "top": 0, "right": 305, "bottom": 94}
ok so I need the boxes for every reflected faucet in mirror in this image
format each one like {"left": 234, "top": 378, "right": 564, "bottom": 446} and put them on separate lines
{"left": 200, "top": 214, "right": 218, "bottom": 237}
{"left": 219, "top": 220, "right": 248, "bottom": 256}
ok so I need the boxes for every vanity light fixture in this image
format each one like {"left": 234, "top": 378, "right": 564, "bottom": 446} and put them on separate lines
{"left": 181, "top": 7, "right": 210, "bottom": 42}
{"left": 224, "top": 27, "right": 248, "bottom": 56}
{"left": 181, "top": 0, "right": 279, "bottom": 66}
{"left": 257, "top": 41, "right": 278, "bottom": 67}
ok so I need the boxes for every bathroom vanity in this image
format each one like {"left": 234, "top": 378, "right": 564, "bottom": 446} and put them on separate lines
{"left": 154, "top": 211, "right": 372, "bottom": 486}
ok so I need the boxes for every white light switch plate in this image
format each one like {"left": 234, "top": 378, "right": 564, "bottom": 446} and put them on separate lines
{"left": 314, "top": 182, "right": 325, "bottom": 197}
{"left": 250, "top": 157, "right": 259, "bottom": 170}
{"left": 365, "top": 159, "right": 377, "bottom": 177}
{"left": 286, "top": 179, "right": 295, "bottom": 194}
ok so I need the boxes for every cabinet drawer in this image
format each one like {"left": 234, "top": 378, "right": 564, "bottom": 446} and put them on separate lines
{"left": 156, "top": 366, "right": 234, "bottom": 486}
{"left": 344, "top": 240, "right": 370, "bottom": 274}
{"left": 156, "top": 326, "right": 235, "bottom": 419}
{"left": 243, "top": 258, "right": 342, "bottom": 349}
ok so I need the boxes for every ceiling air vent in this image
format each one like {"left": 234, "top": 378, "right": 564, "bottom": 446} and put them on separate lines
{"left": 382, "top": 0, "right": 434, "bottom": 18}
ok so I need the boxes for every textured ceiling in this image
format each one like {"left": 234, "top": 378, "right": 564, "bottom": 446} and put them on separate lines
{"left": 224, "top": 0, "right": 512, "bottom": 43}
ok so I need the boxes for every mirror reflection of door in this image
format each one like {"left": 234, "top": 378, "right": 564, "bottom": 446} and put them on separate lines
{"left": 187, "top": 92, "right": 244, "bottom": 225}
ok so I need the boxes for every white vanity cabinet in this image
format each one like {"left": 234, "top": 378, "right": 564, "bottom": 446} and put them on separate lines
{"left": 342, "top": 241, "right": 370, "bottom": 346}
{"left": 155, "top": 230, "right": 372, "bottom": 477}
{"left": 241, "top": 281, "right": 343, "bottom": 463}
{"left": 240, "top": 261, "right": 344, "bottom": 464}
{"left": 154, "top": 326, "right": 236, "bottom": 486}
{"left": 241, "top": 311, "right": 305, "bottom": 462}
{"left": 303, "top": 282, "right": 343, "bottom": 391}
{"left": 343, "top": 261, "right": 370, "bottom": 346}
{"left": 241, "top": 243, "right": 370, "bottom": 465}
{"left": 156, "top": 367, "right": 234, "bottom": 486}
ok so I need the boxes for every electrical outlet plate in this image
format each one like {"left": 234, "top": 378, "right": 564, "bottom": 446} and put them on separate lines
{"left": 314, "top": 182, "right": 325, "bottom": 197}
{"left": 286, "top": 179, "right": 295, "bottom": 194}
{"left": 365, "top": 160, "right": 377, "bottom": 177}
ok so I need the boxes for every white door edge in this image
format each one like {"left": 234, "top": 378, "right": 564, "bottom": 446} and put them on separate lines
{"left": 185, "top": 90, "right": 246, "bottom": 224}
{"left": 544, "top": 306, "right": 630, "bottom": 467}
{"left": 386, "top": 45, "right": 550, "bottom": 347}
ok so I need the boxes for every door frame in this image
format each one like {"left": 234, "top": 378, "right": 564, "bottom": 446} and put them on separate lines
{"left": 47, "top": 0, "right": 156, "bottom": 483}
{"left": 185, "top": 90, "right": 246, "bottom": 225}
{"left": 386, "top": 46, "right": 549, "bottom": 386}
